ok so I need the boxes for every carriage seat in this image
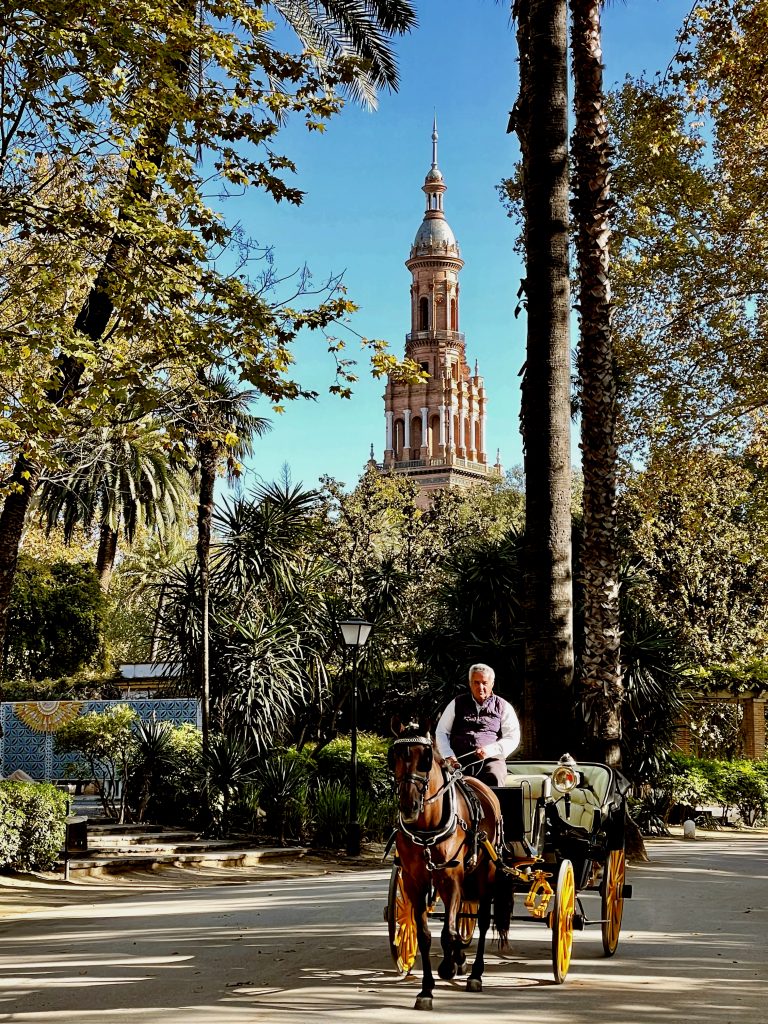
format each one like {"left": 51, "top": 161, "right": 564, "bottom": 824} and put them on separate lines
{"left": 495, "top": 774, "right": 551, "bottom": 861}
{"left": 550, "top": 764, "right": 613, "bottom": 831}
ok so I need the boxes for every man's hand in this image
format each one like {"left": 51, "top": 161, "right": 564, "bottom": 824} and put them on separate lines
{"left": 476, "top": 747, "right": 490, "bottom": 760}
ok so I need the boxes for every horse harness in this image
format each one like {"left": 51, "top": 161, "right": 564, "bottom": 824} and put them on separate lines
{"left": 391, "top": 734, "right": 492, "bottom": 873}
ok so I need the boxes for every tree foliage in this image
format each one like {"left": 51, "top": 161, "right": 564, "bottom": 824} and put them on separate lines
{"left": 609, "top": 2, "right": 768, "bottom": 456}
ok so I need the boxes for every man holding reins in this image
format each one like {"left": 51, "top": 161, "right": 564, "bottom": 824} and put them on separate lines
{"left": 435, "top": 663, "right": 520, "bottom": 787}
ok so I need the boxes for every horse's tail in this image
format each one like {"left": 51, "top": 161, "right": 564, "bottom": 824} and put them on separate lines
{"left": 493, "top": 864, "right": 513, "bottom": 949}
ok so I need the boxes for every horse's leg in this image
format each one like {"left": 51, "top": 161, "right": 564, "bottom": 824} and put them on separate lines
{"left": 413, "top": 893, "right": 436, "bottom": 1011}
{"left": 437, "top": 878, "right": 463, "bottom": 980}
{"left": 467, "top": 891, "right": 492, "bottom": 993}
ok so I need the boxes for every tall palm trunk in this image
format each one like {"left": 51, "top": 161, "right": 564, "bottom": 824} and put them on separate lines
{"left": 0, "top": 25, "right": 195, "bottom": 665}
{"left": 570, "top": 0, "right": 622, "bottom": 765}
{"left": 196, "top": 438, "right": 216, "bottom": 759}
{"left": 512, "top": 0, "right": 574, "bottom": 757}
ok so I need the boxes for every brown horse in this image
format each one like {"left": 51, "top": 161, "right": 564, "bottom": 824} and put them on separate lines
{"left": 390, "top": 723, "right": 511, "bottom": 1010}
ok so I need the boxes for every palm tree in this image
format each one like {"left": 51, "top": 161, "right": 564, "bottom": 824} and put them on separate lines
{"left": 184, "top": 370, "right": 271, "bottom": 755}
{"left": 37, "top": 419, "right": 190, "bottom": 592}
{"left": 569, "top": 0, "right": 622, "bottom": 765}
{"left": 510, "top": 0, "right": 575, "bottom": 756}
{"left": 269, "top": 2, "right": 418, "bottom": 109}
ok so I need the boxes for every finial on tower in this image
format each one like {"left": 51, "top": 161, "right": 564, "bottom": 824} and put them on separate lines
{"left": 432, "top": 113, "right": 438, "bottom": 169}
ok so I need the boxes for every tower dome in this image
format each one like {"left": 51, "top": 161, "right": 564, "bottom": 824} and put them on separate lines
{"left": 410, "top": 116, "right": 460, "bottom": 259}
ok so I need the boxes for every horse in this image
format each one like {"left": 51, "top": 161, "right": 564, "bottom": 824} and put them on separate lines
{"left": 389, "top": 721, "right": 511, "bottom": 1010}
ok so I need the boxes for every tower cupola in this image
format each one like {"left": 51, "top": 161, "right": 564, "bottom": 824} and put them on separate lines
{"left": 410, "top": 117, "right": 460, "bottom": 259}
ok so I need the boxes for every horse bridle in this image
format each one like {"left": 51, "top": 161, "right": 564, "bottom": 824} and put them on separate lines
{"left": 391, "top": 735, "right": 434, "bottom": 812}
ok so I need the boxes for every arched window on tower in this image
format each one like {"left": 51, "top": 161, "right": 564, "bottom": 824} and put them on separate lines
{"left": 450, "top": 298, "right": 457, "bottom": 330}
{"left": 430, "top": 415, "right": 441, "bottom": 455}
{"left": 411, "top": 416, "right": 422, "bottom": 453}
{"left": 419, "top": 297, "right": 429, "bottom": 331}
{"left": 393, "top": 418, "right": 405, "bottom": 460}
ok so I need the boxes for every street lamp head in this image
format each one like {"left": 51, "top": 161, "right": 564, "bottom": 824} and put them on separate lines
{"left": 339, "top": 617, "right": 373, "bottom": 648}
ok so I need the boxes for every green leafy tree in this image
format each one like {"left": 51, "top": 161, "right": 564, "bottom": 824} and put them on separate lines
{"left": 6, "top": 556, "right": 106, "bottom": 680}
{"left": 0, "top": 2, "right": 419, "bottom": 675}
{"left": 54, "top": 705, "right": 138, "bottom": 823}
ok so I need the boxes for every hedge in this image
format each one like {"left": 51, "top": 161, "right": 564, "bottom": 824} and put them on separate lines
{"left": 0, "top": 781, "right": 68, "bottom": 872}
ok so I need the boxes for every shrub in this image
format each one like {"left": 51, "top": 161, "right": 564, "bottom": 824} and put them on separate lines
{"left": 254, "top": 752, "right": 309, "bottom": 844}
{"left": 311, "top": 733, "right": 391, "bottom": 800}
{"left": 0, "top": 782, "right": 67, "bottom": 871}
{"left": 719, "top": 761, "right": 768, "bottom": 826}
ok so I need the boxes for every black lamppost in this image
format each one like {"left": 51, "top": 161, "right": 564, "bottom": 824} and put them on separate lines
{"left": 339, "top": 617, "right": 373, "bottom": 856}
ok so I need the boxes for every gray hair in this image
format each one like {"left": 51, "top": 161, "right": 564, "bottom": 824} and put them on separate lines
{"left": 468, "top": 663, "right": 495, "bottom": 684}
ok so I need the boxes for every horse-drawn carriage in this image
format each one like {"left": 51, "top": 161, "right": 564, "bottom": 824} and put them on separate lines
{"left": 386, "top": 729, "right": 633, "bottom": 1008}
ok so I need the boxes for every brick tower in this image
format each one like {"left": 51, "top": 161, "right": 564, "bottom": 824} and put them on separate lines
{"left": 381, "top": 121, "right": 501, "bottom": 504}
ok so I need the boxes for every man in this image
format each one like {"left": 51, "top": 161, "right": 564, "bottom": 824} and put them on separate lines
{"left": 435, "top": 663, "right": 520, "bottom": 787}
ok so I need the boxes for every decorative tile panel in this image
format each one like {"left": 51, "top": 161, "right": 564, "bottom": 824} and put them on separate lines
{"left": 0, "top": 699, "right": 200, "bottom": 781}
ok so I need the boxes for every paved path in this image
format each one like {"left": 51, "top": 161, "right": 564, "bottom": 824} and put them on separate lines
{"left": 0, "top": 835, "right": 765, "bottom": 1023}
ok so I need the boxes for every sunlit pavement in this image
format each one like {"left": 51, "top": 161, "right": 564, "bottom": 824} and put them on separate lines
{"left": 0, "top": 836, "right": 765, "bottom": 1023}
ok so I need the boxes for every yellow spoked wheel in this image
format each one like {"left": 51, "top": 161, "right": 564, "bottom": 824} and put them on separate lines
{"left": 458, "top": 900, "right": 478, "bottom": 947}
{"left": 551, "top": 859, "right": 575, "bottom": 984}
{"left": 387, "top": 866, "right": 418, "bottom": 976}
{"left": 601, "top": 848, "right": 626, "bottom": 957}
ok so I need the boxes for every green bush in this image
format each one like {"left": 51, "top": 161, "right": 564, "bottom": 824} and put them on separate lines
{"left": 311, "top": 733, "right": 391, "bottom": 800}
{"left": 307, "top": 781, "right": 396, "bottom": 848}
{"left": 0, "top": 782, "right": 67, "bottom": 872}
{"left": 719, "top": 761, "right": 768, "bottom": 826}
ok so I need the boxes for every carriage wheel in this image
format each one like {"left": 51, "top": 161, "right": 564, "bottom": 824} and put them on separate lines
{"left": 387, "top": 865, "right": 418, "bottom": 976}
{"left": 601, "top": 847, "right": 626, "bottom": 956}
{"left": 458, "top": 900, "right": 478, "bottom": 946}
{"left": 551, "top": 859, "right": 575, "bottom": 984}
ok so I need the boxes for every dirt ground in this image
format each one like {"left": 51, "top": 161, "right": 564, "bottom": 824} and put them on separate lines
{"left": 2, "top": 823, "right": 766, "bottom": 921}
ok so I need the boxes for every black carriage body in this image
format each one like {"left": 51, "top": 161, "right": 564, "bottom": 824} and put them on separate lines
{"left": 496, "top": 761, "right": 630, "bottom": 890}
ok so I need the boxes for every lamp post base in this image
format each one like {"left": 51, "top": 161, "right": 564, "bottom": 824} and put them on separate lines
{"left": 347, "top": 821, "right": 362, "bottom": 857}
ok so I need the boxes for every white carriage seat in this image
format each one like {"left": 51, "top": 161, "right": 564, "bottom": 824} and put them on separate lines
{"left": 553, "top": 787, "right": 600, "bottom": 831}
{"left": 503, "top": 773, "right": 551, "bottom": 843}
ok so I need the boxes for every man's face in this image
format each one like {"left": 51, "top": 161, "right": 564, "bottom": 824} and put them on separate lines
{"left": 469, "top": 671, "right": 494, "bottom": 703}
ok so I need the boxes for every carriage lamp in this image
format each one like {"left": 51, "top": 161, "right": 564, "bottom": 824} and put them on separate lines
{"left": 552, "top": 753, "right": 580, "bottom": 793}
{"left": 339, "top": 617, "right": 374, "bottom": 856}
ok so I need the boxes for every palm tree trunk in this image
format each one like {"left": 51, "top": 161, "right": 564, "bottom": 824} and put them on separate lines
{"left": 513, "top": 0, "right": 575, "bottom": 757}
{"left": 197, "top": 438, "right": 216, "bottom": 760}
{"left": 570, "top": 0, "right": 622, "bottom": 766}
{"left": 96, "top": 520, "right": 120, "bottom": 593}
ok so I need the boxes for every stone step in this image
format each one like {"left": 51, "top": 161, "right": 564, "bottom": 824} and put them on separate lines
{"left": 88, "top": 829, "right": 199, "bottom": 845}
{"left": 86, "top": 839, "right": 245, "bottom": 856}
{"left": 58, "top": 845, "right": 310, "bottom": 877}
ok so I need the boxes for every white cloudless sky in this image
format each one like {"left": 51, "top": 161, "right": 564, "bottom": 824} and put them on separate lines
{"left": 229, "top": 0, "right": 693, "bottom": 495}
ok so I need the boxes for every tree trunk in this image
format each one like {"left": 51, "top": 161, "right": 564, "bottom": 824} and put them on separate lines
{"left": 513, "top": 0, "right": 575, "bottom": 757}
{"left": 197, "top": 438, "right": 216, "bottom": 761}
{"left": 0, "top": 456, "right": 41, "bottom": 682}
{"left": 96, "top": 520, "right": 120, "bottom": 593}
{"left": 570, "top": 0, "right": 622, "bottom": 766}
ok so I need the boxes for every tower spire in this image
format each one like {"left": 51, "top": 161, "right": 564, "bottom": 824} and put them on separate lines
{"left": 432, "top": 113, "right": 438, "bottom": 169}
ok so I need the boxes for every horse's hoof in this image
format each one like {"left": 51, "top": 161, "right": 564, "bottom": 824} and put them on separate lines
{"left": 466, "top": 978, "right": 483, "bottom": 993}
{"left": 414, "top": 996, "right": 433, "bottom": 1011}
{"left": 456, "top": 961, "right": 468, "bottom": 977}
{"left": 437, "top": 962, "right": 456, "bottom": 980}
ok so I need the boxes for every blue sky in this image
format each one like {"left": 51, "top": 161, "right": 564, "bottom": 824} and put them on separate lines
{"left": 232, "top": 0, "right": 693, "bottom": 495}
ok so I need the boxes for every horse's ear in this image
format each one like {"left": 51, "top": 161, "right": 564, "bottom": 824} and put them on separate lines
{"left": 390, "top": 715, "right": 403, "bottom": 737}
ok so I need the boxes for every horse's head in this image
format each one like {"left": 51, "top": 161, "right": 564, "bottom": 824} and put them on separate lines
{"left": 389, "top": 721, "right": 438, "bottom": 823}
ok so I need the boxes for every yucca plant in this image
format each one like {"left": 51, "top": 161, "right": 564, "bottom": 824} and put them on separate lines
{"left": 255, "top": 752, "right": 310, "bottom": 844}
